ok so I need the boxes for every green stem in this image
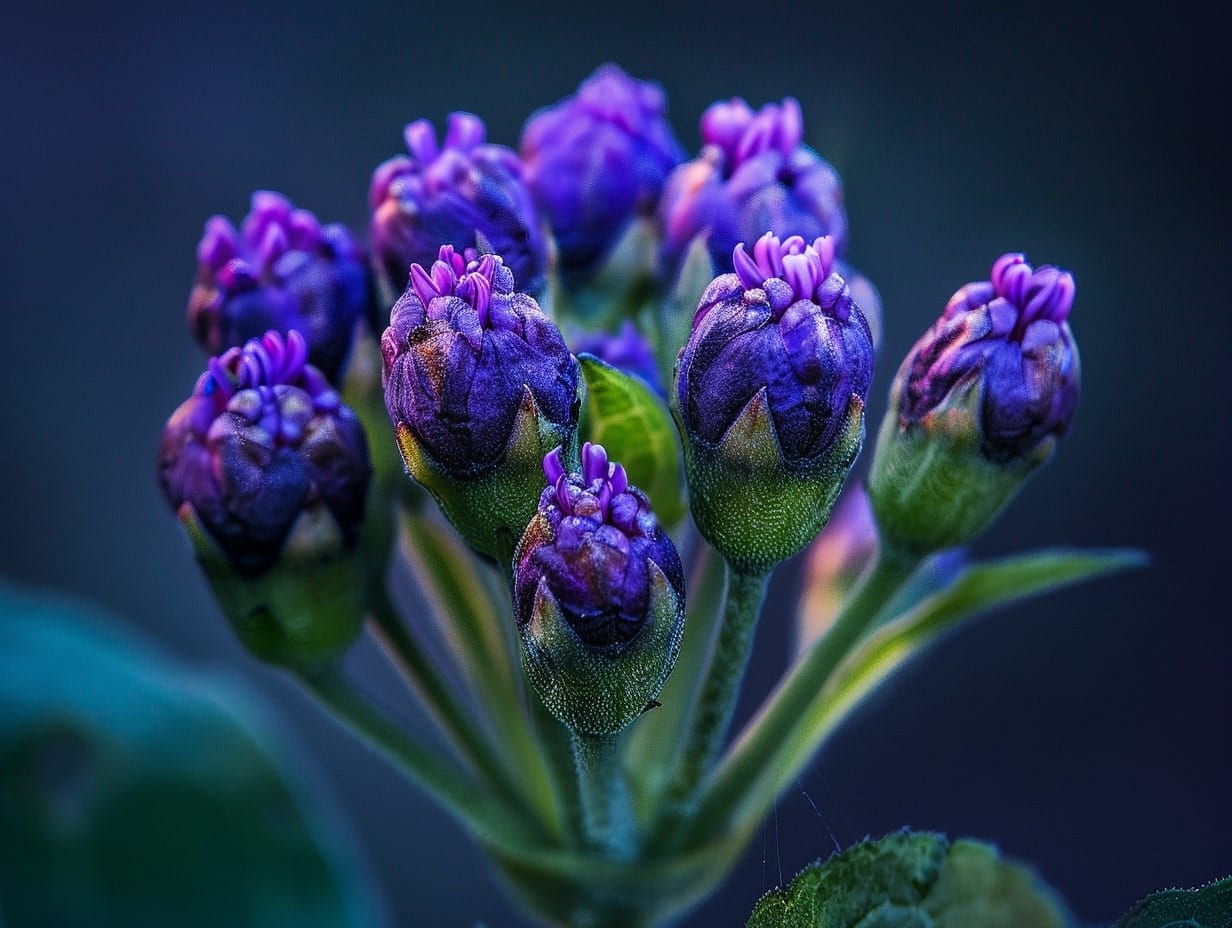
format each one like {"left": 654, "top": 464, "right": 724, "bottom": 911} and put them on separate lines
{"left": 366, "top": 590, "right": 549, "bottom": 835}
{"left": 683, "top": 547, "right": 919, "bottom": 846}
{"left": 300, "top": 667, "right": 538, "bottom": 851}
{"left": 532, "top": 693, "right": 585, "bottom": 847}
{"left": 657, "top": 568, "right": 769, "bottom": 824}
{"left": 572, "top": 732, "right": 634, "bottom": 858}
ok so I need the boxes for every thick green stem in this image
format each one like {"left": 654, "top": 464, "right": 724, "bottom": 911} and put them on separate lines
{"left": 657, "top": 568, "right": 769, "bottom": 824}
{"left": 683, "top": 547, "right": 919, "bottom": 845}
{"left": 572, "top": 732, "right": 634, "bottom": 858}
{"left": 300, "top": 668, "right": 538, "bottom": 851}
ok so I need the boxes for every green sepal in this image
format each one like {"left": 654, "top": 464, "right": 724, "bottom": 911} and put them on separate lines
{"left": 656, "top": 233, "right": 715, "bottom": 387}
{"left": 578, "top": 353, "right": 685, "bottom": 526}
{"left": 179, "top": 504, "right": 366, "bottom": 673}
{"left": 519, "top": 562, "right": 685, "bottom": 736}
{"left": 868, "top": 372, "right": 1052, "bottom": 559}
{"left": 394, "top": 383, "right": 581, "bottom": 562}
{"left": 1116, "top": 875, "right": 1232, "bottom": 928}
{"left": 746, "top": 831, "right": 1071, "bottom": 928}
{"left": 679, "top": 388, "right": 865, "bottom": 574}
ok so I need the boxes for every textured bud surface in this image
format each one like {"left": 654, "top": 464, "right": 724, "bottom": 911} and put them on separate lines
{"left": 370, "top": 114, "right": 545, "bottom": 298}
{"left": 382, "top": 246, "right": 579, "bottom": 478}
{"left": 188, "top": 191, "right": 368, "bottom": 381}
{"left": 514, "top": 444, "right": 685, "bottom": 735}
{"left": 521, "top": 64, "right": 684, "bottom": 272}
{"left": 159, "top": 330, "right": 371, "bottom": 575}
{"left": 658, "top": 98, "right": 847, "bottom": 272}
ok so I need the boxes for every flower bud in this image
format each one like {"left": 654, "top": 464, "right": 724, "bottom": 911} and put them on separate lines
{"left": 188, "top": 191, "right": 369, "bottom": 382}
{"left": 675, "top": 233, "right": 873, "bottom": 573}
{"left": 514, "top": 444, "right": 685, "bottom": 736}
{"left": 658, "top": 97, "right": 847, "bottom": 273}
{"left": 369, "top": 113, "right": 546, "bottom": 305}
{"left": 382, "top": 246, "right": 581, "bottom": 559}
{"left": 570, "top": 320, "right": 665, "bottom": 397}
{"left": 869, "top": 253, "right": 1080, "bottom": 556}
{"left": 157, "top": 331, "right": 371, "bottom": 669}
{"left": 521, "top": 64, "right": 684, "bottom": 276}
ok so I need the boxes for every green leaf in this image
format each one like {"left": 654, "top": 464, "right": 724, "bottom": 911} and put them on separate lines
{"left": 693, "top": 548, "right": 1146, "bottom": 847}
{"left": 1116, "top": 875, "right": 1232, "bottom": 927}
{"left": 746, "top": 830, "right": 1071, "bottom": 928}
{"left": 577, "top": 353, "right": 685, "bottom": 526}
{"left": 0, "top": 582, "right": 385, "bottom": 928}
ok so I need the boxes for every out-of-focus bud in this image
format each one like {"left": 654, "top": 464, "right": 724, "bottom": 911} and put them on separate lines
{"left": 570, "top": 320, "right": 665, "bottom": 397}
{"left": 382, "top": 246, "right": 581, "bottom": 559}
{"left": 658, "top": 97, "right": 847, "bottom": 274}
{"left": 796, "top": 485, "right": 879, "bottom": 652}
{"left": 521, "top": 64, "right": 684, "bottom": 277}
{"left": 189, "top": 192, "right": 369, "bottom": 383}
{"left": 675, "top": 233, "right": 874, "bottom": 573}
{"left": 158, "top": 331, "right": 371, "bottom": 669}
{"left": 369, "top": 113, "right": 546, "bottom": 307}
{"left": 514, "top": 444, "right": 685, "bottom": 736}
{"left": 869, "top": 253, "right": 1080, "bottom": 557}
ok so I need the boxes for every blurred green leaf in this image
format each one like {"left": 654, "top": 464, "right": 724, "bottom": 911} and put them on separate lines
{"left": 578, "top": 353, "right": 685, "bottom": 526}
{"left": 746, "top": 831, "right": 1071, "bottom": 928}
{"left": 1116, "top": 875, "right": 1232, "bottom": 928}
{"left": 0, "top": 581, "right": 385, "bottom": 928}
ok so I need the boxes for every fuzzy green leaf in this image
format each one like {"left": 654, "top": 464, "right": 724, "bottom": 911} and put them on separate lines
{"left": 746, "top": 831, "right": 1070, "bottom": 928}
{"left": 578, "top": 353, "right": 685, "bottom": 526}
{"left": 1116, "top": 875, "right": 1232, "bottom": 928}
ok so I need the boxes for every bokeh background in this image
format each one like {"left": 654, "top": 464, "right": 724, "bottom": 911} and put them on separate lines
{"left": 3, "top": 1, "right": 1229, "bottom": 924}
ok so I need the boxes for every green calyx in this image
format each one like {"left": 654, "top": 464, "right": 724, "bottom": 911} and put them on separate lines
{"left": 868, "top": 377, "right": 1053, "bottom": 559}
{"left": 179, "top": 503, "right": 366, "bottom": 673}
{"left": 394, "top": 384, "right": 581, "bottom": 562}
{"left": 519, "top": 563, "right": 685, "bottom": 737}
{"left": 677, "top": 388, "right": 866, "bottom": 575}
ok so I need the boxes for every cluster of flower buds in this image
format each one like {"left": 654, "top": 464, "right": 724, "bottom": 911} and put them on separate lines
{"left": 675, "top": 232, "right": 873, "bottom": 573}
{"left": 188, "top": 191, "right": 369, "bottom": 382}
{"left": 521, "top": 64, "right": 684, "bottom": 276}
{"left": 514, "top": 444, "right": 684, "bottom": 736}
{"left": 369, "top": 113, "right": 546, "bottom": 303}
{"left": 381, "top": 245, "right": 581, "bottom": 559}
{"left": 870, "top": 253, "right": 1080, "bottom": 556}
{"left": 158, "top": 331, "right": 371, "bottom": 668}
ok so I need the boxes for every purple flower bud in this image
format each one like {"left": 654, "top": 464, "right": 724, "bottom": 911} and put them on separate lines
{"left": 570, "top": 320, "right": 664, "bottom": 396}
{"left": 678, "top": 233, "right": 873, "bottom": 464}
{"left": 658, "top": 97, "right": 847, "bottom": 273}
{"left": 382, "top": 246, "right": 579, "bottom": 479}
{"left": 188, "top": 192, "right": 369, "bottom": 382}
{"left": 158, "top": 330, "right": 371, "bottom": 575}
{"left": 521, "top": 64, "right": 684, "bottom": 273}
{"left": 369, "top": 113, "right": 546, "bottom": 301}
{"left": 899, "top": 253, "right": 1080, "bottom": 462}
{"left": 515, "top": 443, "right": 684, "bottom": 648}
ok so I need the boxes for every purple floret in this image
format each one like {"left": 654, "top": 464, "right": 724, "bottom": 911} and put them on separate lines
{"left": 900, "top": 253, "right": 1080, "bottom": 462}
{"left": 514, "top": 443, "right": 683, "bottom": 648}
{"left": 658, "top": 97, "right": 847, "bottom": 273}
{"left": 370, "top": 113, "right": 546, "bottom": 299}
{"left": 188, "top": 191, "right": 368, "bottom": 381}
{"left": 158, "top": 331, "right": 371, "bottom": 575}
{"left": 677, "top": 234, "right": 874, "bottom": 464}
{"left": 521, "top": 64, "right": 684, "bottom": 273}
{"left": 381, "top": 246, "right": 579, "bottom": 477}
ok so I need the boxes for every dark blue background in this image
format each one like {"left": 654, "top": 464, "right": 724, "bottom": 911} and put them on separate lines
{"left": 3, "top": 2, "right": 1228, "bottom": 924}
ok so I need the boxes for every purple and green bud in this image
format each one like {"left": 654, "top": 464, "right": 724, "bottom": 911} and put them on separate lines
{"left": 674, "top": 233, "right": 873, "bottom": 572}
{"left": 157, "top": 330, "right": 371, "bottom": 668}
{"left": 188, "top": 191, "right": 369, "bottom": 382}
{"left": 869, "top": 253, "right": 1081, "bottom": 556}
{"left": 369, "top": 113, "right": 546, "bottom": 307}
{"left": 658, "top": 97, "right": 847, "bottom": 274}
{"left": 521, "top": 64, "right": 684, "bottom": 276}
{"left": 382, "top": 246, "right": 581, "bottom": 559}
{"left": 514, "top": 444, "right": 685, "bottom": 735}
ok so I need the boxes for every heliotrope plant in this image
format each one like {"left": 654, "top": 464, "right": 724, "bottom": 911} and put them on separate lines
{"left": 159, "top": 63, "right": 1143, "bottom": 927}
